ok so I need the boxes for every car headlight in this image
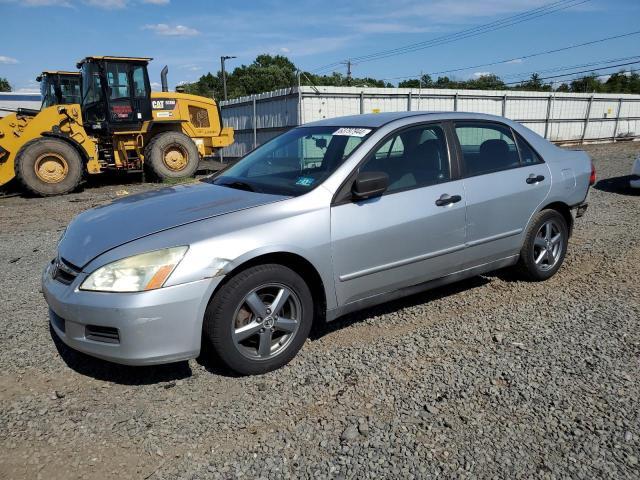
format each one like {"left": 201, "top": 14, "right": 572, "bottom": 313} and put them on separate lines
{"left": 80, "top": 246, "right": 188, "bottom": 292}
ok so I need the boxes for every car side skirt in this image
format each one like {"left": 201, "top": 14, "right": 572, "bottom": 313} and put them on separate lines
{"left": 326, "top": 254, "right": 519, "bottom": 322}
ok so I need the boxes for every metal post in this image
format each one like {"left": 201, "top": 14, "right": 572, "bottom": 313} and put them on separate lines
{"left": 296, "top": 70, "right": 302, "bottom": 126}
{"left": 612, "top": 98, "right": 623, "bottom": 142}
{"left": 418, "top": 71, "right": 423, "bottom": 111}
{"left": 501, "top": 94, "right": 507, "bottom": 117}
{"left": 454, "top": 93, "right": 458, "bottom": 112}
{"left": 581, "top": 95, "right": 594, "bottom": 144}
{"left": 408, "top": 92, "right": 412, "bottom": 112}
{"left": 544, "top": 94, "right": 553, "bottom": 140}
{"left": 221, "top": 55, "right": 236, "bottom": 101}
{"left": 359, "top": 91, "right": 364, "bottom": 114}
{"left": 252, "top": 96, "right": 257, "bottom": 149}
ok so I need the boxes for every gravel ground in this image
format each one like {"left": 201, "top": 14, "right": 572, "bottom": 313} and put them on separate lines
{"left": 0, "top": 142, "right": 639, "bottom": 480}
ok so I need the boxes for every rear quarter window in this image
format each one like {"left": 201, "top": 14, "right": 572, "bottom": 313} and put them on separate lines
{"left": 514, "top": 132, "right": 544, "bottom": 165}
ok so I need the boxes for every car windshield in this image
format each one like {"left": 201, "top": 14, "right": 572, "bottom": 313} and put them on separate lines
{"left": 212, "top": 126, "right": 374, "bottom": 196}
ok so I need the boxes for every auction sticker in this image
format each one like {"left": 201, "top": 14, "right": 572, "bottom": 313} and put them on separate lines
{"left": 333, "top": 127, "right": 371, "bottom": 137}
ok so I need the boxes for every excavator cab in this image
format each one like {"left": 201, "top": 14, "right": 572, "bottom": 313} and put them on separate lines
{"left": 77, "top": 56, "right": 153, "bottom": 134}
{"left": 37, "top": 71, "right": 81, "bottom": 109}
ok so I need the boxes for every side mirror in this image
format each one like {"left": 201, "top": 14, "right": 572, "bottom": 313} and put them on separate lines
{"left": 352, "top": 171, "right": 389, "bottom": 200}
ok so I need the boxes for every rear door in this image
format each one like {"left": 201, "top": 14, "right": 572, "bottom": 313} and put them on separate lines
{"left": 330, "top": 122, "right": 467, "bottom": 306}
{"left": 454, "top": 121, "right": 551, "bottom": 267}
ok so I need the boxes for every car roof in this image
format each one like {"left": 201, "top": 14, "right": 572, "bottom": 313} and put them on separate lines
{"left": 303, "top": 111, "right": 513, "bottom": 128}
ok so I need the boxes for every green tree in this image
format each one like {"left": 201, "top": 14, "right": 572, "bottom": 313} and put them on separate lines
{"left": 398, "top": 75, "right": 433, "bottom": 88}
{"left": 467, "top": 74, "right": 507, "bottom": 90}
{"left": 398, "top": 79, "right": 421, "bottom": 88}
{"left": 182, "top": 72, "right": 222, "bottom": 99}
{"left": 181, "top": 54, "right": 640, "bottom": 99}
{"left": 603, "top": 71, "right": 640, "bottom": 94}
{"left": 514, "top": 73, "right": 552, "bottom": 92}
{"left": 229, "top": 54, "right": 297, "bottom": 98}
{"left": 569, "top": 73, "right": 603, "bottom": 93}
{"left": 0, "top": 77, "right": 11, "bottom": 92}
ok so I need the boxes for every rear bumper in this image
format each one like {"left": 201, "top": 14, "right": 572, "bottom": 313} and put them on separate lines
{"left": 42, "top": 265, "right": 223, "bottom": 366}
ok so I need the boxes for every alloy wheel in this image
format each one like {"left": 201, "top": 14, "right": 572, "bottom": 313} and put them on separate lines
{"left": 533, "top": 219, "right": 563, "bottom": 271}
{"left": 231, "top": 283, "right": 302, "bottom": 360}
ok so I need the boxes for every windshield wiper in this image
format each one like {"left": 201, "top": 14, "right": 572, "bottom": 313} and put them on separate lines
{"left": 217, "top": 180, "right": 257, "bottom": 192}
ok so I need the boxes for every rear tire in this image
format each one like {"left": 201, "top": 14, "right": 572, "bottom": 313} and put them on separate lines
{"left": 15, "top": 138, "right": 83, "bottom": 196}
{"left": 516, "top": 209, "right": 568, "bottom": 281}
{"left": 203, "top": 264, "right": 314, "bottom": 375}
{"left": 144, "top": 131, "right": 199, "bottom": 180}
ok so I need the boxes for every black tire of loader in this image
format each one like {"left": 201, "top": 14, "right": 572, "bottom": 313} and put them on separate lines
{"left": 144, "top": 131, "right": 200, "bottom": 180}
{"left": 15, "top": 138, "right": 83, "bottom": 196}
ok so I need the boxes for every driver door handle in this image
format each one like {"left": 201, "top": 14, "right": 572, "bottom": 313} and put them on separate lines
{"left": 435, "top": 194, "right": 462, "bottom": 207}
{"left": 526, "top": 174, "right": 545, "bottom": 184}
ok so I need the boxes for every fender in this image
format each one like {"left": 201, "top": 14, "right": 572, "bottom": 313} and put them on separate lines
{"left": 40, "top": 131, "right": 101, "bottom": 174}
{"left": 221, "top": 243, "right": 337, "bottom": 312}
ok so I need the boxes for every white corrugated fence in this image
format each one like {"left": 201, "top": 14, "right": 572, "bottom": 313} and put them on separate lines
{"left": 220, "top": 86, "right": 640, "bottom": 158}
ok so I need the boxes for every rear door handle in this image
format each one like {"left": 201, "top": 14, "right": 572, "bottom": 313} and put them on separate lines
{"left": 435, "top": 194, "right": 462, "bottom": 206}
{"left": 526, "top": 174, "right": 545, "bottom": 184}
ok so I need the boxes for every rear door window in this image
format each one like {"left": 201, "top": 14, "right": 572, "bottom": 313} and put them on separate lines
{"left": 455, "top": 122, "right": 520, "bottom": 177}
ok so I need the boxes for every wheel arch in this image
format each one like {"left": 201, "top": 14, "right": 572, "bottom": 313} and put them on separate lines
{"left": 208, "top": 251, "right": 328, "bottom": 326}
{"left": 40, "top": 132, "right": 91, "bottom": 165}
{"left": 146, "top": 121, "right": 187, "bottom": 138}
{"left": 539, "top": 201, "right": 573, "bottom": 237}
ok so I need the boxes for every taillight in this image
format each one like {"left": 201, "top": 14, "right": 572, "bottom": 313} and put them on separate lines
{"left": 589, "top": 162, "right": 596, "bottom": 186}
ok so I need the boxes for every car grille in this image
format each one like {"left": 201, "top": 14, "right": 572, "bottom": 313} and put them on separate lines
{"left": 85, "top": 325, "right": 120, "bottom": 344}
{"left": 52, "top": 257, "right": 81, "bottom": 285}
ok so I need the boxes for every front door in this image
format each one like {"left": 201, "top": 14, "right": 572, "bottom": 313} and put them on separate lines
{"left": 330, "top": 123, "right": 467, "bottom": 306}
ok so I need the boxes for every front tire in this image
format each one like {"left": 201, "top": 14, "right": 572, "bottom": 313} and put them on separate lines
{"left": 516, "top": 209, "right": 568, "bottom": 281}
{"left": 144, "top": 131, "right": 199, "bottom": 180}
{"left": 203, "top": 264, "right": 313, "bottom": 375}
{"left": 15, "top": 138, "right": 83, "bottom": 196}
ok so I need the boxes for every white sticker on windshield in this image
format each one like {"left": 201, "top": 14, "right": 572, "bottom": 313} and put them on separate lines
{"left": 333, "top": 127, "right": 372, "bottom": 137}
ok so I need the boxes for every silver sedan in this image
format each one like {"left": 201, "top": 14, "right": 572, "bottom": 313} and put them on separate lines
{"left": 43, "top": 112, "right": 594, "bottom": 375}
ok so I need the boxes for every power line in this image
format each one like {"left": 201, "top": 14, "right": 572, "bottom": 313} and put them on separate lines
{"left": 384, "top": 55, "right": 640, "bottom": 83}
{"left": 378, "top": 30, "right": 640, "bottom": 82}
{"left": 351, "top": 0, "right": 589, "bottom": 65}
{"left": 310, "top": 0, "right": 590, "bottom": 73}
{"left": 504, "top": 60, "right": 640, "bottom": 85}
{"left": 312, "top": 0, "right": 581, "bottom": 72}
{"left": 499, "top": 55, "right": 640, "bottom": 80}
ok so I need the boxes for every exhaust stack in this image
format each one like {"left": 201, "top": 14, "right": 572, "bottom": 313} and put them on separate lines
{"left": 160, "top": 66, "right": 169, "bottom": 92}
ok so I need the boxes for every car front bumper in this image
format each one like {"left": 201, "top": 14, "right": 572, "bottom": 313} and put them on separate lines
{"left": 42, "top": 263, "right": 223, "bottom": 366}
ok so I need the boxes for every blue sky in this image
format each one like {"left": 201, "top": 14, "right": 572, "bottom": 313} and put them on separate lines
{"left": 1, "top": 0, "right": 639, "bottom": 93}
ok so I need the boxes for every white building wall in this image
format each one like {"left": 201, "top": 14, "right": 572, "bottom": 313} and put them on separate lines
{"left": 0, "top": 93, "right": 41, "bottom": 117}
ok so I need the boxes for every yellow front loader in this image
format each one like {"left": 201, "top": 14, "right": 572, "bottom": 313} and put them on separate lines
{"left": 0, "top": 56, "right": 233, "bottom": 196}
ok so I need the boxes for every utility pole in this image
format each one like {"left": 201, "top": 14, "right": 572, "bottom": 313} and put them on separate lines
{"left": 220, "top": 55, "right": 236, "bottom": 101}
{"left": 341, "top": 59, "right": 352, "bottom": 85}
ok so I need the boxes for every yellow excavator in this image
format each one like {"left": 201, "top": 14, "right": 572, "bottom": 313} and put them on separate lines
{"left": 0, "top": 56, "right": 233, "bottom": 196}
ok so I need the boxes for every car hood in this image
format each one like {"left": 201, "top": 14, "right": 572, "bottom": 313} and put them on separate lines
{"left": 58, "top": 182, "right": 288, "bottom": 268}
